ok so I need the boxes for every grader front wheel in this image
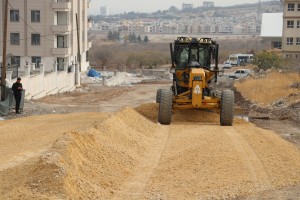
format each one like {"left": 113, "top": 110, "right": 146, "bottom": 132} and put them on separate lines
{"left": 158, "top": 89, "right": 173, "bottom": 125}
{"left": 156, "top": 89, "right": 162, "bottom": 103}
{"left": 220, "top": 90, "right": 234, "bottom": 126}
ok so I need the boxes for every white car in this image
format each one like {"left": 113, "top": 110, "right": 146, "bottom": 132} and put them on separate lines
{"left": 223, "top": 62, "right": 232, "bottom": 69}
{"left": 229, "top": 69, "right": 251, "bottom": 79}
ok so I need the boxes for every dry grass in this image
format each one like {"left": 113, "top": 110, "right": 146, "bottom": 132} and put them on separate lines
{"left": 235, "top": 72, "right": 300, "bottom": 106}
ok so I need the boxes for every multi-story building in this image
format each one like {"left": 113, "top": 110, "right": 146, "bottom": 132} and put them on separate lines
{"left": 0, "top": 0, "right": 91, "bottom": 72}
{"left": 182, "top": 4, "right": 193, "bottom": 10}
{"left": 100, "top": 6, "right": 109, "bottom": 16}
{"left": 282, "top": 0, "right": 300, "bottom": 59}
{"left": 203, "top": 1, "right": 215, "bottom": 8}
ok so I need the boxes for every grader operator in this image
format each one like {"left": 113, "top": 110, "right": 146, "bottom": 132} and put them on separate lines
{"left": 156, "top": 37, "right": 234, "bottom": 125}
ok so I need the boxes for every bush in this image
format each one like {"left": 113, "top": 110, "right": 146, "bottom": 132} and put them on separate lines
{"left": 253, "top": 51, "right": 283, "bottom": 70}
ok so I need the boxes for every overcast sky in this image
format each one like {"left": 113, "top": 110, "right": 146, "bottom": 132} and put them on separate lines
{"left": 89, "top": 0, "right": 265, "bottom": 15}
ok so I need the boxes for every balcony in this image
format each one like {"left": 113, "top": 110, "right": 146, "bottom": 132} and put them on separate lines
{"left": 52, "top": 1, "right": 71, "bottom": 11}
{"left": 52, "top": 47, "right": 71, "bottom": 56}
{"left": 52, "top": 24, "right": 71, "bottom": 33}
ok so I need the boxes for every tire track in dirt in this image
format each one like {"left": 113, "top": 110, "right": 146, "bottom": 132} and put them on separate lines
{"left": 112, "top": 125, "right": 170, "bottom": 200}
{"left": 224, "top": 127, "right": 272, "bottom": 191}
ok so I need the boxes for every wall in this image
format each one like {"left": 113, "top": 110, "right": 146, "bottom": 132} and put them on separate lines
{"left": 6, "top": 64, "right": 76, "bottom": 100}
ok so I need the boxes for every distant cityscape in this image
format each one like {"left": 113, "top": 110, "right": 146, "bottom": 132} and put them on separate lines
{"left": 91, "top": 1, "right": 283, "bottom": 35}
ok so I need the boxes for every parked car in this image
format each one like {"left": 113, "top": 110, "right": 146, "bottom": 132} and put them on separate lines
{"left": 229, "top": 69, "right": 252, "bottom": 79}
{"left": 223, "top": 61, "right": 232, "bottom": 69}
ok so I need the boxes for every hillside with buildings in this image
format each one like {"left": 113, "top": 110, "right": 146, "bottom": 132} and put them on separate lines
{"left": 91, "top": 1, "right": 283, "bottom": 35}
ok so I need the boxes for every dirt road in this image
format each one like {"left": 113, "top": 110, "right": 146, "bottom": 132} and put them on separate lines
{"left": 1, "top": 81, "right": 300, "bottom": 199}
{"left": 1, "top": 103, "right": 300, "bottom": 199}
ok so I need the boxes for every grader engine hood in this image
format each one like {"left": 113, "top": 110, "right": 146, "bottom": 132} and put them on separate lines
{"left": 189, "top": 68, "right": 206, "bottom": 108}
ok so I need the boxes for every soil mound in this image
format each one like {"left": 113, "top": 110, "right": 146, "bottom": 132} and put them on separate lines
{"left": 1, "top": 108, "right": 157, "bottom": 199}
{"left": 1, "top": 105, "right": 300, "bottom": 199}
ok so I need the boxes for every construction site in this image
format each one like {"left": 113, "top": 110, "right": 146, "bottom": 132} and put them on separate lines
{"left": 0, "top": 0, "right": 300, "bottom": 199}
{"left": 1, "top": 36, "right": 300, "bottom": 199}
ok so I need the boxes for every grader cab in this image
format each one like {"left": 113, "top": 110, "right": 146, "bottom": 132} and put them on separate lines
{"left": 156, "top": 37, "right": 234, "bottom": 125}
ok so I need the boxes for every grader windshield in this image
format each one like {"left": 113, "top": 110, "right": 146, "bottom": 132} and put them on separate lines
{"left": 171, "top": 37, "right": 218, "bottom": 69}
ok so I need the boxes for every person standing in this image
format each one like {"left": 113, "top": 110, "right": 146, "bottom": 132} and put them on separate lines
{"left": 12, "top": 77, "right": 23, "bottom": 114}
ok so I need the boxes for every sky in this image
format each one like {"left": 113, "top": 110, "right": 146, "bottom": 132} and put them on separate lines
{"left": 89, "top": 0, "right": 266, "bottom": 15}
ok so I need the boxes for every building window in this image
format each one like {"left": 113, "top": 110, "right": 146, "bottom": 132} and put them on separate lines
{"left": 296, "top": 38, "right": 300, "bottom": 45}
{"left": 285, "top": 54, "right": 293, "bottom": 59}
{"left": 10, "top": 10, "right": 19, "bottom": 22}
{"left": 297, "top": 21, "right": 300, "bottom": 28}
{"left": 86, "top": 51, "right": 89, "bottom": 62}
{"left": 10, "top": 33, "right": 20, "bottom": 45}
{"left": 287, "top": 37, "right": 294, "bottom": 45}
{"left": 287, "top": 20, "right": 294, "bottom": 28}
{"left": 57, "top": 35, "right": 67, "bottom": 48}
{"left": 10, "top": 56, "right": 20, "bottom": 68}
{"left": 31, "top": 34, "right": 40, "bottom": 45}
{"left": 273, "top": 42, "right": 282, "bottom": 49}
{"left": 31, "top": 10, "right": 40, "bottom": 22}
{"left": 288, "top": 3, "right": 295, "bottom": 11}
{"left": 57, "top": 58, "right": 65, "bottom": 71}
{"left": 298, "top": 4, "right": 300, "bottom": 11}
{"left": 32, "top": 57, "right": 41, "bottom": 68}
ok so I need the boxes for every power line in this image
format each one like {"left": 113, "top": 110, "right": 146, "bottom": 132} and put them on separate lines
{"left": 0, "top": 29, "right": 78, "bottom": 44}
{"left": 0, "top": 1, "right": 79, "bottom": 44}
{"left": 8, "top": 1, "right": 54, "bottom": 42}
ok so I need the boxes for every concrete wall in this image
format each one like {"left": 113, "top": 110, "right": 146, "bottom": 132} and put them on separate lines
{"left": 6, "top": 63, "right": 76, "bottom": 100}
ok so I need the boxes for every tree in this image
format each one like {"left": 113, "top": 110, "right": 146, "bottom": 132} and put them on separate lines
{"left": 143, "top": 35, "right": 149, "bottom": 43}
{"left": 137, "top": 35, "right": 141, "bottom": 42}
{"left": 107, "top": 30, "right": 113, "bottom": 40}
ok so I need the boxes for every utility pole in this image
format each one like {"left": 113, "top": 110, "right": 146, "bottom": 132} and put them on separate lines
{"left": 1, "top": 0, "right": 9, "bottom": 101}
{"left": 76, "top": 14, "right": 81, "bottom": 72}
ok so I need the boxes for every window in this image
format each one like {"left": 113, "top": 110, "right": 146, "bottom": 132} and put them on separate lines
{"left": 297, "top": 21, "right": 300, "bottom": 28}
{"left": 10, "top": 33, "right": 20, "bottom": 45}
{"left": 273, "top": 41, "right": 282, "bottom": 49}
{"left": 287, "top": 20, "right": 294, "bottom": 28}
{"left": 31, "top": 10, "right": 40, "bottom": 22}
{"left": 287, "top": 37, "right": 294, "bottom": 45}
{"left": 298, "top": 4, "right": 300, "bottom": 11}
{"left": 57, "top": 58, "right": 65, "bottom": 71}
{"left": 10, "top": 56, "right": 20, "bottom": 68}
{"left": 32, "top": 57, "right": 41, "bottom": 68}
{"left": 31, "top": 34, "right": 40, "bottom": 45}
{"left": 86, "top": 50, "right": 89, "bottom": 62}
{"left": 296, "top": 38, "right": 300, "bottom": 45}
{"left": 288, "top": 3, "right": 295, "bottom": 11}
{"left": 57, "top": 35, "right": 67, "bottom": 48}
{"left": 10, "top": 10, "right": 19, "bottom": 22}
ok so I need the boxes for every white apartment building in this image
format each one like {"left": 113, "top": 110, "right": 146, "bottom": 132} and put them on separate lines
{"left": 282, "top": 0, "right": 300, "bottom": 59}
{"left": 0, "top": 0, "right": 91, "bottom": 72}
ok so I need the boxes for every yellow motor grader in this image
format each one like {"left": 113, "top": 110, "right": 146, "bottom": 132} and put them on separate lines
{"left": 156, "top": 37, "right": 234, "bottom": 125}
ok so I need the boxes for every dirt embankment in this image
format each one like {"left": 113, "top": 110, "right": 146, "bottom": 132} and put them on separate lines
{"left": 235, "top": 71, "right": 300, "bottom": 123}
{"left": 1, "top": 104, "right": 300, "bottom": 199}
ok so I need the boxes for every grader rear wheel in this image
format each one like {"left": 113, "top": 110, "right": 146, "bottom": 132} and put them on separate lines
{"left": 158, "top": 89, "right": 173, "bottom": 125}
{"left": 220, "top": 89, "right": 234, "bottom": 126}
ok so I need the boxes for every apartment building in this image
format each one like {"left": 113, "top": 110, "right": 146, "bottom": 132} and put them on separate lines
{"left": 282, "top": 0, "right": 300, "bottom": 59}
{"left": 0, "top": 0, "right": 91, "bottom": 72}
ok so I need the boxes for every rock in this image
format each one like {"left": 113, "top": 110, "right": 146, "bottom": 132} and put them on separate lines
{"left": 290, "top": 82, "right": 300, "bottom": 89}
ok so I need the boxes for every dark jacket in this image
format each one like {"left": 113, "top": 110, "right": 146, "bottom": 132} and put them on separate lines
{"left": 12, "top": 82, "right": 23, "bottom": 96}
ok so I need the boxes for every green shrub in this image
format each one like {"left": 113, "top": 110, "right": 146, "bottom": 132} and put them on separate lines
{"left": 253, "top": 51, "right": 283, "bottom": 70}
